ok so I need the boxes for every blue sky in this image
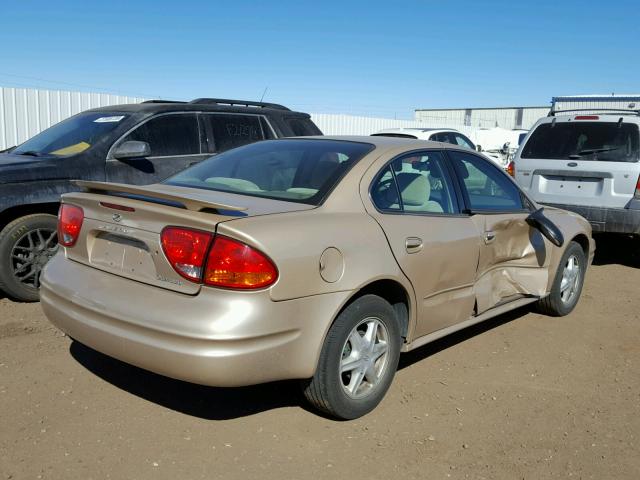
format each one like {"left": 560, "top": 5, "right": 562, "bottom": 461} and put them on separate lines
{"left": 1, "top": 0, "right": 638, "bottom": 118}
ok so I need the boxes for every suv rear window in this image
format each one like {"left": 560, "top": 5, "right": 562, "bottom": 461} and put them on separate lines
{"left": 521, "top": 122, "right": 640, "bottom": 162}
{"left": 166, "top": 139, "right": 373, "bottom": 205}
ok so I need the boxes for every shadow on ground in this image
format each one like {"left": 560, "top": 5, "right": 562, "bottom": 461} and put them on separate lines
{"left": 70, "top": 341, "right": 303, "bottom": 420}
{"left": 399, "top": 305, "right": 530, "bottom": 371}
{"left": 592, "top": 234, "right": 639, "bottom": 268}
{"left": 70, "top": 306, "right": 532, "bottom": 420}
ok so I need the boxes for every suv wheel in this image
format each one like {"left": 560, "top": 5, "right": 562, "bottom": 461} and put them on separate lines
{"left": 302, "top": 295, "right": 402, "bottom": 419}
{"left": 0, "top": 214, "right": 58, "bottom": 302}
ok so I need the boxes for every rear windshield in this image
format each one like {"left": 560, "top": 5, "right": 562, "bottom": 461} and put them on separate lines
{"left": 165, "top": 139, "right": 374, "bottom": 205}
{"left": 13, "top": 112, "right": 128, "bottom": 157}
{"left": 521, "top": 122, "right": 639, "bottom": 162}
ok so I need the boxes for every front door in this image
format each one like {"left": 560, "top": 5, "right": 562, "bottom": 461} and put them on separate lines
{"left": 366, "top": 150, "right": 481, "bottom": 338}
{"left": 447, "top": 150, "right": 549, "bottom": 314}
{"left": 106, "top": 113, "right": 209, "bottom": 185}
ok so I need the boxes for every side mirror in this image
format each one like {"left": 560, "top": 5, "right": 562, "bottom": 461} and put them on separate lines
{"left": 476, "top": 145, "right": 482, "bottom": 152}
{"left": 526, "top": 208, "right": 564, "bottom": 247}
{"left": 112, "top": 141, "right": 150, "bottom": 160}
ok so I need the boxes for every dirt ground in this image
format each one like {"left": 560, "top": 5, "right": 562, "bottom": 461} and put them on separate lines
{"left": 1, "top": 235, "right": 639, "bottom": 480}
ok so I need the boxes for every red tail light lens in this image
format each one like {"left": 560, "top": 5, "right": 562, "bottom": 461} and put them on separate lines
{"left": 58, "top": 204, "right": 84, "bottom": 247}
{"left": 635, "top": 174, "right": 640, "bottom": 199}
{"left": 204, "top": 236, "right": 278, "bottom": 289}
{"left": 161, "top": 227, "right": 213, "bottom": 282}
{"left": 506, "top": 160, "right": 515, "bottom": 177}
{"left": 575, "top": 115, "right": 599, "bottom": 120}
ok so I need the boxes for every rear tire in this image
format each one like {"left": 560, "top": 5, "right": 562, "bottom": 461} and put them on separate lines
{"left": 0, "top": 214, "right": 58, "bottom": 302}
{"left": 536, "top": 241, "right": 586, "bottom": 317}
{"left": 302, "top": 294, "right": 402, "bottom": 419}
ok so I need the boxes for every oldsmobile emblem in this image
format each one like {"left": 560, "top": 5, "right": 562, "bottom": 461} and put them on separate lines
{"left": 112, "top": 213, "right": 123, "bottom": 223}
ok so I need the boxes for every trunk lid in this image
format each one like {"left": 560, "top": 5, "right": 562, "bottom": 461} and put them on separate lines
{"left": 61, "top": 181, "right": 314, "bottom": 294}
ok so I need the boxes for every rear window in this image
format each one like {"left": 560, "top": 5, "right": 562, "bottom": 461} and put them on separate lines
{"left": 521, "top": 122, "right": 640, "bottom": 162}
{"left": 166, "top": 139, "right": 374, "bottom": 205}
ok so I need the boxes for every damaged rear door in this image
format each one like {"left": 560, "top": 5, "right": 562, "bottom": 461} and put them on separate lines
{"left": 447, "top": 150, "right": 549, "bottom": 314}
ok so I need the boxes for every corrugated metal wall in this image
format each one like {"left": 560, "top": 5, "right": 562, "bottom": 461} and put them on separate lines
{"left": 311, "top": 113, "right": 474, "bottom": 136}
{"left": 0, "top": 87, "right": 146, "bottom": 150}
{"left": 415, "top": 107, "right": 550, "bottom": 130}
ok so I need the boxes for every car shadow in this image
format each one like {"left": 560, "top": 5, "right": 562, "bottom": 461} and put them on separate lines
{"left": 70, "top": 306, "right": 532, "bottom": 420}
{"left": 398, "top": 305, "right": 530, "bottom": 371}
{"left": 69, "top": 341, "right": 304, "bottom": 420}
{"left": 592, "top": 234, "right": 639, "bottom": 268}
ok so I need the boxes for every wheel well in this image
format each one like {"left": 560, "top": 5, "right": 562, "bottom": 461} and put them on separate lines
{"left": 347, "top": 279, "right": 411, "bottom": 339}
{"left": 0, "top": 203, "right": 60, "bottom": 230}
{"left": 572, "top": 233, "right": 590, "bottom": 257}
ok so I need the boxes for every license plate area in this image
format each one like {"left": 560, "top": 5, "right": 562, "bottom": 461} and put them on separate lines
{"left": 90, "top": 232, "right": 155, "bottom": 278}
{"left": 540, "top": 175, "right": 603, "bottom": 196}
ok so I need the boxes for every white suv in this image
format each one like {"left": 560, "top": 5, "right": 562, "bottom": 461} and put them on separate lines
{"left": 372, "top": 128, "right": 476, "bottom": 150}
{"left": 513, "top": 111, "right": 640, "bottom": 237}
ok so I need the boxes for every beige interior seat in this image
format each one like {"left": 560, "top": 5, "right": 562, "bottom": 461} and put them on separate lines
{"left": 395, "top": 172, "right": 444, "bottom": 213}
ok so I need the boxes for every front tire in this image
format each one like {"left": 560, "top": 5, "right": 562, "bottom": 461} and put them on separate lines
{"left": 536, "top": 241, "right": 586, "bottom": 317}
{"left": 302, "top": 294, "right": 402, "bottom": 419}
{"left": 0, "top": 214, "right": 58, "bottom": 302}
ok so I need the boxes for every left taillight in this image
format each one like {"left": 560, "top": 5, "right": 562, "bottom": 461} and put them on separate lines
{"left": 161, "top": 227, "right": 213, "bottom": 282}
{"left": 635, "top": 174, "right": 640, "bottom": 199}
{"left": 506, "top": 160, "right": 515, "bottom": 177}
{"left": 58, "top": 204, "right": 84, "bottom": 247}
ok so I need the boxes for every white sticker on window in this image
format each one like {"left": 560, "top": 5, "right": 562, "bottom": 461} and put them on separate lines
{"left": 94, "top": 115, "right": 125, "bottom": 123}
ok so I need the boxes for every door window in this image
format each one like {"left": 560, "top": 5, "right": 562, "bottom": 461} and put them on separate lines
{"left": 449, "top": 151, "right": 524, "bottom": 211}
{"left": 202, "top": 114, "right": 270, "bottom": 152}
{"left": 371, "top": 151, "right": 457, "bottom": 214}
{"left": 453, "top": 133, "right": 475, "bottom": 150}
{"left": 119, "top": 114, "right": 200, "bottom": 157}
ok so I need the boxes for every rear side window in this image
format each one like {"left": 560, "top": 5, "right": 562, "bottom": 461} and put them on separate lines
{"left": 453, "top": 133, "right": 474, "bottom": 150}
{"left": 166, "top": 139, "right": 373, "bottom": 205}
{"left": 522, "top": 122, "right": 640, "bottom": 162}
{"left": 202, "top": 114, "right": 270, "bottom": 153}
{"left": 120, "top": 114, "right": 200, "bottom": 157}
{"left": 371, "top": 151, "right": 458, "bottom": 214}
{"left": 286, "top": 117, "right": 322, "bottom": 136}
{"left": 449, "top": 151, "right": 524, "bottom": 212}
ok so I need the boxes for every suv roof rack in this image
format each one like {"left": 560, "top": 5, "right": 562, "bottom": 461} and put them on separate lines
{"left": 189, "top": 98, "right": 290, "bottom": 111}
{"left": 142, "top": 99, "right": 187, "bottom": 104}
{"left": 549, "top": 108, "right": 640, "bottom": 117}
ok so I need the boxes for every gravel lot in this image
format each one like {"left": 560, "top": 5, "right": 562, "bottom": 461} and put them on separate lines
{"left": 1, "top": 235, "right": 639, "bottom": 480}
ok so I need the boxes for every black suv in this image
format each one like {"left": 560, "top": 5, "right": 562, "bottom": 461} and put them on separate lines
{"left": 0, "top": 98, "right": 321, "bottom": 301}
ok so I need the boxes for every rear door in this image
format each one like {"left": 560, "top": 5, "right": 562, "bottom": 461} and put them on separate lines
{"left": 106, "top": 113, "right": 210, "bottom": 185}
{"left": 448, "top": 150, "right": 549, "bottom": 314}
{"left": 367, "top": 150, "right": 480, "bottom": 337}
{"left": 515, "top": 118, "right": 640, "bottom": 209}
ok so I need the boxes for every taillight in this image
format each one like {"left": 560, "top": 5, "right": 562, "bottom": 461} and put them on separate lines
{"left": 506, "top": 160, "right": 515, "bottom": 177}
{"left": 204, "top": 236, "right": 278, "bottom": 289}
{"left": 575, "top": 115, "right": 599, "bottom": 120}
{"left": 635, "top": 174, "right": 640, "bottom": 199}
{"left": 161, "top": 227, "right": 213, "bottom": 282}
{"left": 58, "top": 204, "right": 84, "bottom": 247}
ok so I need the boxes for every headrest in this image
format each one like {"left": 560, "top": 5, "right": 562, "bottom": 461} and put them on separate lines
{"left": 395, "top": 173, "right": 430, "bottom": 206}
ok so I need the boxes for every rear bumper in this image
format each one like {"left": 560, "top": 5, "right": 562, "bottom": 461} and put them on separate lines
{"left": 541, "top": 202, "right": 640, "bottom": 235}
{"left": 40, "top": 254, "right": 351, "bottom": 387}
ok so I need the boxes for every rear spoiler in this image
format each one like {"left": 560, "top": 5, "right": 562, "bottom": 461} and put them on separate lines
{"left": 73, "top": 180, "right": 248, "bottom": 212}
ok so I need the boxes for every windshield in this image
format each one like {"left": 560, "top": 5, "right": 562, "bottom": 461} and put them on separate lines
{"left": 166, "top": 139, "right": 374, "bottom": 205}
{"left": 12, "top": 112, "right": 128, "bottom": 157}
{"left": 521, "top": 122, "right": 639, "bottom": 162}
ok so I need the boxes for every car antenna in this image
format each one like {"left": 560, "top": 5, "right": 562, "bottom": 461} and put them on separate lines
{"left": 260, "top": 86, "right": 269, "bottom": 102}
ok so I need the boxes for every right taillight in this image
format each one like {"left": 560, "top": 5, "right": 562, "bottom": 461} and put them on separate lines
{"left": 635, "top": 174, "right": 640, "bottom": 199}
{"left": 161, "top": 227, "right": 213, "bottom": 282}
{"left": 506, "top": 160, "right": 515, "bottom": 177}
{"left": 58, "top": 204, "right": 84, "bottom": 247}
{"left": 204, "top": 236, "right": 278, "bottom": 289}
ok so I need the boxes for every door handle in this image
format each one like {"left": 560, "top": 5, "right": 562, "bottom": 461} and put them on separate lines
{"left": 484, "top": 231, "right": 496, "bottom": 244}
{"left": 405, "top": 237, "right": 423, "bottom": 253}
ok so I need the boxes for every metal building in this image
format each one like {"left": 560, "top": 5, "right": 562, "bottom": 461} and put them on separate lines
{"left": 414, "top": 105, "right": 550, "bottom": 130}
{"left": 0, "top": 87, "right": 146, "bottom": 150}
{"left": 551, "top": 94, "right": 640, "bottom": 114}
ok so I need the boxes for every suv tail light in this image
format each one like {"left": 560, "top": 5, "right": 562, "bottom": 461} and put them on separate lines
{"left": 161, "top": 227, "right": 213, "bottom": 282}
{"left": 58, "top": 204, "right": 84, "bottom": 247}
{"left": 635, "top": 174, "right": 640, "bottom": 199}
{"left": 204, "top": 236, "right": 278, "bottom": 289}
{"left": 506, "top": 160, "right": 515, "bottom": 177}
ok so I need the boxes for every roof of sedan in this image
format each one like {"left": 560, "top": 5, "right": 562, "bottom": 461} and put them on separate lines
{"left": 293, "top": 135, "right": 448, "bottom": 150}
